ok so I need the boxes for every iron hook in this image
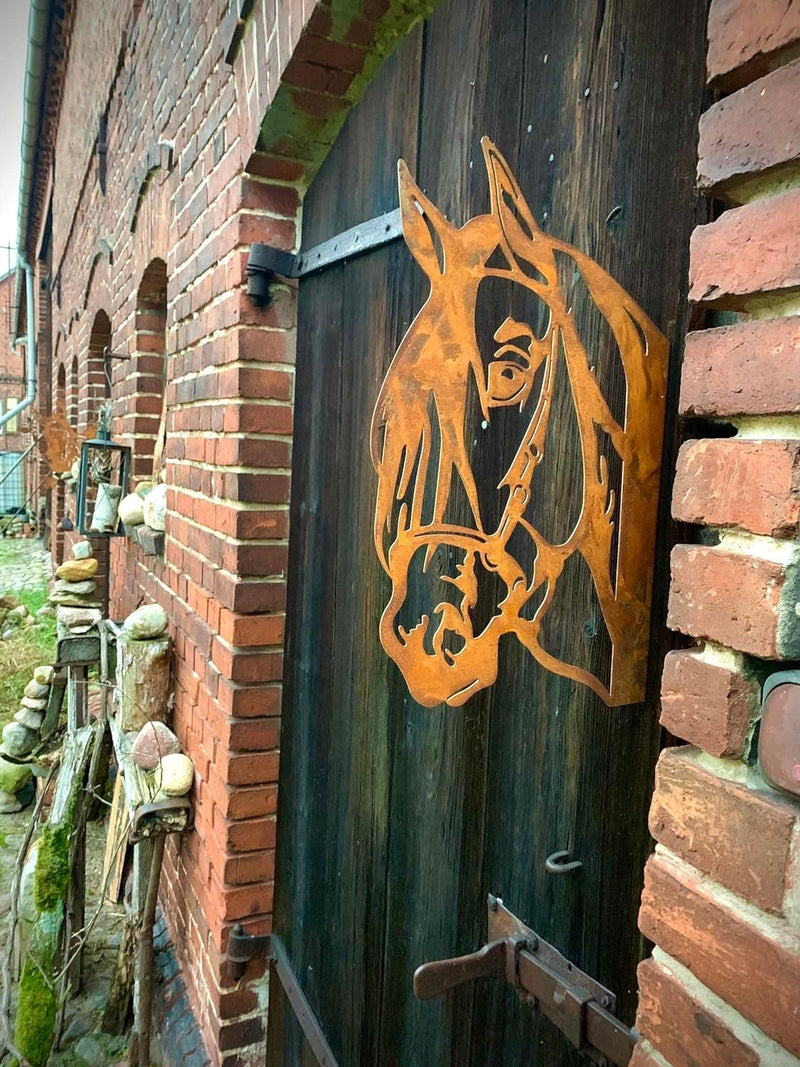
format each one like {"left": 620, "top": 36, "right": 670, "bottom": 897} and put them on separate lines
{"left": 545, "top": 850, "right": 582, "bottom": 875}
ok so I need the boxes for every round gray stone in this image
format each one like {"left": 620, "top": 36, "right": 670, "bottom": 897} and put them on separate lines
{"left": 0, "top": 789, "right": 21, "bottom": 814}
{"left": 20, "top": 696, "right": 47, "bottom": 711}
{"left": 33, "top": 665, "right": 55, "bottom": 684}
{"left": 54, "top": 579, "right": 97, "bottom": 596}
{"left": 1, "top": 722, "right": 37, "bottom": 757}
{"left": 15, "top": 708, "right": 44, "bottom": 731}
{"left": 23, "top": 679, "right": 49, "bottom": 700}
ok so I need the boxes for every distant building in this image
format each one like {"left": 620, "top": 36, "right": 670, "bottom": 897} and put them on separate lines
{"left": 0, "top": 267, "right": 31, "bottom": 515}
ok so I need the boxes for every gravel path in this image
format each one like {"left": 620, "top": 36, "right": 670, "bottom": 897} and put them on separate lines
{"left": 0, "top": 539, "right": 51, "bottom": 594}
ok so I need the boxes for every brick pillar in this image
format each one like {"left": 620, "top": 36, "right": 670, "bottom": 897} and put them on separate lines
{"left": 633, "top": 3, "right": 800, "bottom": 1064}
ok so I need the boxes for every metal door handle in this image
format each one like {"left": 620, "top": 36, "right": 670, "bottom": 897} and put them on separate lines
{"left": 545, "top": 850, "right": 582, "bottom": 874}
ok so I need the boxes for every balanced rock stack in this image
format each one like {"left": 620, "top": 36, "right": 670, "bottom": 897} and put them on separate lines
{"left": 0, "top": 664, "right": 55, "bottom": 812}
{"left": 51, "top": 540, "right": 101, "bottom": 611}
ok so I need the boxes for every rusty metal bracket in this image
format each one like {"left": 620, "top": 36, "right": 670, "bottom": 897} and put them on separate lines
{"left": 413, "top": 895, "right": 637, "bottom": 1066}
{"left": 227, "top": 928, "right": 339, "bottom": 1067}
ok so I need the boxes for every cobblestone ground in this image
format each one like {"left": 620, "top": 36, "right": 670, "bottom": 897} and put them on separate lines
{"left": 0, "top": 538, "right": 51, "bottom": 593}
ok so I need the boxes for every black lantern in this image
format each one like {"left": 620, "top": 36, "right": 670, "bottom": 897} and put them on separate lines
{"left": 75, "top": 409, "right": 131, "bottom": 536}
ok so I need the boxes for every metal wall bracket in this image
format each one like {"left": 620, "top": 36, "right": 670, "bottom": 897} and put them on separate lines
{"left": 246, "top": 208, "right": 403, "bottom": 304}
{"left": 227, "top": 927, "right": 339, "bottom": 1067}
{"left": 413, "top": 896, "right": 637, "bottom": 1066}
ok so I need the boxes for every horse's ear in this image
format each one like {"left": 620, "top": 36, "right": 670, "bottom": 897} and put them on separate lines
{"left": 398, "top": 158, "right": 448, "bottom": 280}
{"left": 481, "top": 137, "right": 557, "bottom": 287}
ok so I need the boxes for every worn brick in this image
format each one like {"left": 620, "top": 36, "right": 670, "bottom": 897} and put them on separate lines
{"left": 667, "top": 544, "right": 800, "bottom": 658}
{"left": 649, "top": 747, "right": 797, "bottom": 914}
{"left": 680, "top": 317, "right": 800, "bottom": 418}
{"left": 698, "top": 58, "right": 800, "bottom": 196}
{"left": 660, "top": 649, "right": 757, "bottom": 758}
{"left": 689, "top": 187, "right": 800, "bottom": 306}
{"left": 636, "top": 957, "right": 759, "bottom": 1067}
{"left": 707, "top": 0, "right": 800, "bottom": 90}
{"left": 672, "top": 438, "right": 800, "bottom": 538}
{"left": 639, "top": 854, "right": 800, "bottom": 1056}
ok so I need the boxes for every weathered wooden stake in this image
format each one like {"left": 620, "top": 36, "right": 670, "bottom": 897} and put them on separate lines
{"left": 117, "top": 634, "right": 171, "bottom": 731}
{"left": 137, "top": 833, "right": 165, "bottom": 1067}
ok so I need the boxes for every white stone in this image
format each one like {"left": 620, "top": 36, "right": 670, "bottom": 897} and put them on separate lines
{"left": 33, "top": 665, "right": 54, "bottom": 685}
{"left": 155, "top": 753, "right": 194, "bottom": 797}
{"left": 123, "top": 603, "right": 169, "bottom": 640}
{"left": 143, "top": 483, "right": 167, "bottom": 532}
{"left": 119, "top": 493, "right": 145, "bottom": 526}
{"left": 72, "top": 540, "right": 92, "bottom": 560}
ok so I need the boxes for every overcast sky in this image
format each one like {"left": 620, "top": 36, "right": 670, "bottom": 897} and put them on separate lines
{"left": 0, "top": 4, "right": 30, "bottom": 276}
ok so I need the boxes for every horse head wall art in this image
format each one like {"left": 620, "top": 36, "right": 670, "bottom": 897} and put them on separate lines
{"left": 370, "top": 138, "right": 668, "bottom": 709}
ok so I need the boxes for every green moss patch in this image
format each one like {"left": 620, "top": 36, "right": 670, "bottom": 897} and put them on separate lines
{"left": 34, "top": 822, "right": 71, "bottom": 913}
{"left": 14, "top": 908, "right": 62, "bottom": 1067}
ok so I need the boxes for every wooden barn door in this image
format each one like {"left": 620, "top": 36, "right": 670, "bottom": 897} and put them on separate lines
{"left": 267, "top": 2, "right": 706, "bottom": 1064}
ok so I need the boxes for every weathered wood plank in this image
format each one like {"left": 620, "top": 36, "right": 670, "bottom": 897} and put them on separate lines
{"left": 270, "top": 2, "right": 707, "bottom": 1065}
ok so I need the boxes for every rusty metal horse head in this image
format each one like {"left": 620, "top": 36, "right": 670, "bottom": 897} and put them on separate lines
{"left": 371, "top": 138, "right": 668, "bottom": 708}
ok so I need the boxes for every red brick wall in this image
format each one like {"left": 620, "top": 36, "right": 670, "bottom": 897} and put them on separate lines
{"left": 633, "top": 2, "right": 800, "bottom": 1064}
{"left": 43, "top": 2, "right": 435, "bottom": 1064}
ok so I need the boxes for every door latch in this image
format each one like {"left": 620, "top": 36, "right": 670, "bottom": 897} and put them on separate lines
{"left": 413, "top": 895, "right": 637, "bottom": 1066}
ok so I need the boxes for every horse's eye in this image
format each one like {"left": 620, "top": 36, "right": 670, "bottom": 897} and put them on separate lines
{"left": 487, "top": 360, "right": 531, "bottom": 406}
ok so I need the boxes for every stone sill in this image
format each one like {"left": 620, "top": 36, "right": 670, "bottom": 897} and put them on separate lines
{"left": 123, "top": 523, "right": 165, "bottom": 557}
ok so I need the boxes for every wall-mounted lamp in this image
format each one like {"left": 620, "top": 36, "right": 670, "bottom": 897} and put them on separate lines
{"left": 759, "top": 670, "right": 800, "bottom": 800}
{"left": 76, "top": 409, "right": 131, "bottom": 537}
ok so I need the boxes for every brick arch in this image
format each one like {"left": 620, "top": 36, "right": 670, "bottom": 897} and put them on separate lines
{"left": 113, "top": 258, "right": 168, "bottom": 480}
{"left": 81, "top": 238, "right": 114, "bottom": 311}
{"left": 83, "top": 309, "right": 112, "bottom": 433}
{"left": 129, "top": 140, "right": 174, "bottom": 234}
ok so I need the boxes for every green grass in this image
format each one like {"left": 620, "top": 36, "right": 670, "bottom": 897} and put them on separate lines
{"left": 0, "top": 541, "right": 55, "bottom": 729}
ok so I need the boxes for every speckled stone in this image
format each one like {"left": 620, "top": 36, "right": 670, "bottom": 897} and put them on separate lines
{"left": 143, "top": 484, "right": 167, "bottom": 532}
{"left": 132, "top": 722, "right": 181, "bottom": 770}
